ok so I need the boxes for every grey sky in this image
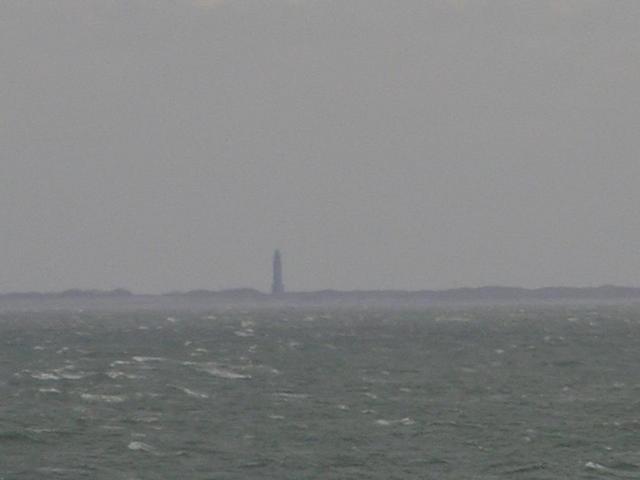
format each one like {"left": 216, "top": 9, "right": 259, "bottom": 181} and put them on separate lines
{"left": 1, "top": 0, "right": 639, "bottom": 293}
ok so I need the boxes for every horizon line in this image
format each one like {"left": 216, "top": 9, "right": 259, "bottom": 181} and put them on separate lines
{"left": 1, "top": 283, "right": 639, "bottom": 297}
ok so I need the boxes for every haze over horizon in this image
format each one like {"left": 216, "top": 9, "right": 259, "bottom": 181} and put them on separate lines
{"left": 2, "top": 1, "right": 639, "bottom": 293}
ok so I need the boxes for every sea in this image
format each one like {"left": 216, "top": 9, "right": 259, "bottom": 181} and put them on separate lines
{"left": 2, "top": 305, "right": 640, "bottom": 479}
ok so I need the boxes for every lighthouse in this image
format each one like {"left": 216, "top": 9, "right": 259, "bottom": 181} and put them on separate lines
{"left": 271, "top": 250, "right": 284, "bottom": 295}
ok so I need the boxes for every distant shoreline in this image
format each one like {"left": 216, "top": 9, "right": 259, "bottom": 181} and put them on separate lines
{"left": 1, "top": 285, "right": 640, "bottom": 308}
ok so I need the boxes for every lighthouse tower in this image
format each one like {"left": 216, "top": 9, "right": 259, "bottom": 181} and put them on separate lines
{"left": 271, "top": 250, "right": 284, "bottom": 295}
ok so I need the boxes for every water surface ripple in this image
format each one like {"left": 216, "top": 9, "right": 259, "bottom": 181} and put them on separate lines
{"left": 1, "top": 306, "right": 639, "bottom": 478}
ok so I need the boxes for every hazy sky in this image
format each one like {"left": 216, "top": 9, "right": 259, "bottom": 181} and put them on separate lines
{"left": 1, "top": 0, "right": 639, "bottom": 293}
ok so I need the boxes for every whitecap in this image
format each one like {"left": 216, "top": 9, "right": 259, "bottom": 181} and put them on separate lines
{"left": 375, "top": 417, "right": 415, "bottom": 426}
{"left": 39, "top": 388, "right": 61, "bottom": 394}
{"left": 128, "top": 441, "right": 157, "bottom": 453}
{"left": 32, "top": 373, "right": 60, "bottom": 380}
{"left": 584, "top": 462, "right": 607, "bottom": 471}
{"left": 166, "top": 317, "right": 179, "bottom": 323}
{"left": 129, "top": 415, "right": 160, "bottom": 424}
{"left": 81, "top": 393, "right": 126, "bottom": 403}
{"left": 172, "top": 386, "right": 209, "bottom": 399}
{"left": 234, "top": 330, "right": 253, "bottom": 337}
{"left": 106, "top": 371, "right": 139, "bottom": 380}
{"left": 110, "top": 360, "right": 132, "bottom": 367}
{"left": 132, "top": 356, "right": 165, "bottom": 363}
{"left": 201, "top": 365, "right": 251, "bottom": 379}
{"left": 27, "top": 427, "right": 58, "bottom": 434}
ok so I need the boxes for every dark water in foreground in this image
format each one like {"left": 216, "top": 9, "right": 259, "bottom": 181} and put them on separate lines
{"left": 2, "top": 306, "right": 640, "bottom": 479}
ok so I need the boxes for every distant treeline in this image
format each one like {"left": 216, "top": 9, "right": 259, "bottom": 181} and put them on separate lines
{"left": 2, "top": 285, "right": 639, "bottom": 304}
{"left": 0, "top": 289, "right": 133, "bottom": 299}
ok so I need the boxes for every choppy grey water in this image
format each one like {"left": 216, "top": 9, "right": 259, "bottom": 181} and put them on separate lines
{"left": 2, "top": 306, "right": 640, "bottom": 479}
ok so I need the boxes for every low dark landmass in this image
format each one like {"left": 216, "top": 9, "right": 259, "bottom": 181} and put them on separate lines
{"left": 2, "top": 285, "right": 640, "bottom": 311}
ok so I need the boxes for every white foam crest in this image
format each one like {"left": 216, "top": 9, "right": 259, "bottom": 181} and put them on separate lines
{"left": 132, "top": 356, "right": 165, "bottom": 363}
{"left": 201, "top": 364, "right": 251, "bottom": 379}
{"left": 173, "top": 386, "right": 209, "bottom": 399}
{"left": 128, "top": 441, "right": 157, "bottom": 453}
{"left": 106, "top": 371, "right": 140, "bottom": 380}
{"left": 39, "top": 387, "right": 61, "bottom": 393}
{"left": 375, "top": 417, "right": 416, "bottom": 426}
{"left": 81, "top": 393, "right": 126, "bottom": 403}
{"left": 234, "top": 330, "right": 253, "bottom": 337}
{"left": 584, "top": 462, "right": 607, "bottom": 472}
{"left": 32, "top": 373, "right": 60, "bottom": 380}
{"left": 110, "top": 360, "right": 133, "bottom": 367}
